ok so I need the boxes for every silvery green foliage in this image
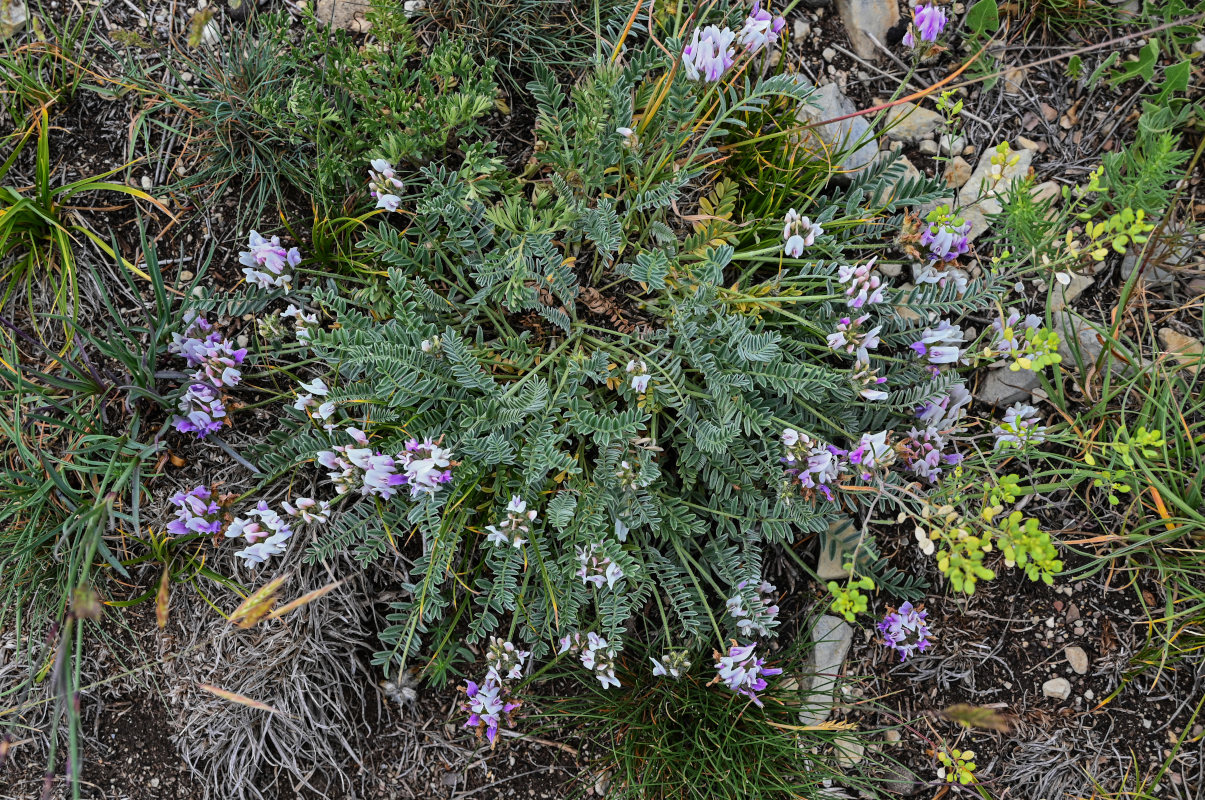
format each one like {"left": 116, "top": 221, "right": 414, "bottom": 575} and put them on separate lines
{"left": 252, "top": 57, "right": 1008, "bottom": 678}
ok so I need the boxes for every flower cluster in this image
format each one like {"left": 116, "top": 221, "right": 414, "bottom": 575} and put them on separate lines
{"left": 626, "top": 359, "right": 651, "bottom": 394}
{"left": 168, "top": 314, "right": 247, "bottom": 439}
{"left": 576, "top": 543, "right": 623, "bottom": 589}
{"left": 174, "top": 383, "right": 228, "bottom": 438}
{"left": 682, "top": 25, "right": 736, "bottom": 82}
{"left": 485, "top": 637, "right": 531, "bottom": 684}
{"left": 920, "top": 207, "right": 972, "bottom": 262}
{"left": 283, "top": 496, "right": 331, "bottom": 525}
{"left": 240, "top": 231, "right": 300, "bottom": 291}
{"left": 560, "top": 632, "right": 620, "bottom": 689}
{"left": 738, "top": 1, "right": 784, "bottom": 54}
{"left": 726, "top": 580, "right": 780, "bottom": 637}
{"left": 903, "top": 3, "right": 947, "bottom": 47}
{"left": 319, "top": 433, "right": 406, "bottom": 499}
{"left": 910, "top": 320, "right": 964, "bottom": 366}
{"left": 826, "top": 314, "right": 882, "bottom": 356}
{"left": 166, "top": 485, "right": 225, "bottom": 537}
{"left": 398, "top": 438, "right": 456, "bottom": 497}
{"left": 711, "top": 642, "right": 781, "bottom": 707}
{"left": 877, "top": 601, "right": 932, "bottom": 661}
{"left": 461, "top": 678, "right": 520, "bottom": 747}
{"left": 852, "top": 351, "right": 889, "bottom": 401}
{"left": 992, "top": 403, "right": 1046, "bottom": 450}
{"left": 781, "top": 428, "right": 844, "bottom": 501}
{"left": 849, "top": 430, "right": 894, "bottom": 480}
{"left": 226, "top": 501, "right": 295, "bottom": 566}
{"left": 899, "top": 425, "right": 963, "bottom": 482}
{"left": 170, "top": 314, "right": 247, "bottom": 389}
{"left": 651, "top": 649, "right": 692, "bottom": 679}
{"left": 782, "top": 209, "right": 824, "bottom": 258}
{"left": 837, "top": 258, "right": 886, "bottom": 309}
{"left": 368, "top": 158, "right": 404, "bottom": 212}
{"left": 282, "top": 304, "right": 321, "bottom": 344}
{"left": 485, "top": 495, "right": 537, "bottom": 548}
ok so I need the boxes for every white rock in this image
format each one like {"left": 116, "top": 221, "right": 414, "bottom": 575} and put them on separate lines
{"left": 1064, "top": 646, "right": 1089, "bottom": 675}
{"left": 1042, "top": 677, "right": 1072, "bottom": 700}
{"left": 140, "top": 175, "right": 153, "bottom": 191}
{"left": 822, "top": 46, "right": 836, "bottom": 61}
{"left": 884, "top": 102, "right": 944, "bottom": 144}
{"left": 957, "top": 145, "right": 1034, "bottom": 206}
{"left": 835, "top": 0, "right": 900, "bottom": 61}
{"left": 0, "top": 0, "right": 29, "bottom": 38}
{"left": 793, "top": 19, "right": 810, "bottom": 43}
{"left": 799, "top": 615, "right": 853, "bottom": 726}
{"left": 796, "top": 83, "right": 878, "bottom": 175}
{"left": 917, "top": 139, "right": 939, "bottom": 156}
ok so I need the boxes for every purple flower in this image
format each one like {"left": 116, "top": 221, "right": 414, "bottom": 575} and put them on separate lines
{"left": 173, "top": 383, "right": 227, "bottom": 438}
{"left": 899, "top": 426, "right": 962, "bottom": 482}
{"left": 781, "top": 428, "right": 846, "bottom": 501}
{"left": 397, "top": 438, "right": 455, "bottom": 497}
{"left": 559, "top": 631, "right": 621, "bottom": 689}
{"left": 848, "top": 430, "right": 893, "bottom": 479}
{"left": 920, "top": 216, "right": 972, "bottom": 262}
{"left": 910, "top": 320, "right": 964, "bottom": 365}
{"left": 738, "top": 1, "right": 785, "bottom": 54}
{"left": 167, "top": 485, "right": 224, "bottom": 536}
{"left": 916, "top": 382, "right": 972, "bottom": 429}
{"left": 712, "top": 642, "right": 782, "bottom": 707}
{"left": 914, "top": 4, "right": 947, "bottom": 44}
{"left": 626, "top": 359, "right": 651, "bottom": 394}
{"left": 877, "top": 602, "right": 932, "bottom": 661}
{"left": 683, "top": 25, "right": 736, "bottom": 82}
{"left": 169, "top": 314, "right": 247, "bottom": 388}
{"left": 282, "top": 496, "right": 331, "bottom": 525}
{"left": 239, "top": 231, "right": 301, "bottom": 291}
{"left": 462, "top": 678, "right": 520, "bottom": 746}
{"left": 726, "top": 580, "right": 780, "bottom": 637}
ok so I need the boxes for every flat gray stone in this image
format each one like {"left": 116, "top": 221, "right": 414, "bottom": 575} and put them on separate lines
{"left": 817, "top": 517, "right": 865, "bottom": 580}
{"left": 884, "top": 102, "right": 944, "bottom": 144}
{"left": 797, "top": 83, "right": 879, "bottom": 175}
{"left": 799, "top": 615, "right": 853, "bottom": 726}
{"left": 835, "top": 0, "right": 899, "bottom": 60}
{"left": 975, "top": 367, "right": 1039, "bottom": 407}
{"left": 958, "top": 145, "right": 1034, "bottom": 206}
{"left": 1050, "top": 273, "right": 1095, "bottom": 312}
{"left": 1120, "top": 223, "right": 1192, "bottom": 287}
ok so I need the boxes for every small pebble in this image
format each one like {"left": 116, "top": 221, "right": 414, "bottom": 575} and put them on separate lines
{"left": 179, "top": 270, "right": 194, "bottom": 281}
{"left": 1042, "top": 677, "right": 1072, "bottom": 700}
{"left": 822, "top": 47, "right": 836, "bottom": 61}
{"left": 1064, "top": 646, "right": 1089, "bottom": 675}
{"left": 140, "top": 175, "right": 153, "bottom": 190}
{"left": 918, "top": 139, "right": 939, "bottom": 156}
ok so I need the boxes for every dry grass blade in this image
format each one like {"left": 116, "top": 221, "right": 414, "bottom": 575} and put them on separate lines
{"left": 198, "top": 684, "right": 289, "bottom": 717}
{"left": 227, "top": 573, "right": 289, "bottom": 628}
{"left": 267, "top": 579, "right": 343, "bottom": 620}
{"left": 940, "top": 703, "right": 1014, "bottom": 733}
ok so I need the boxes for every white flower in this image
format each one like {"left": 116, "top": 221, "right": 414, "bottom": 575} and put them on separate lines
{"left": 299, "top": 377, "right": 329, "bottom": 396}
